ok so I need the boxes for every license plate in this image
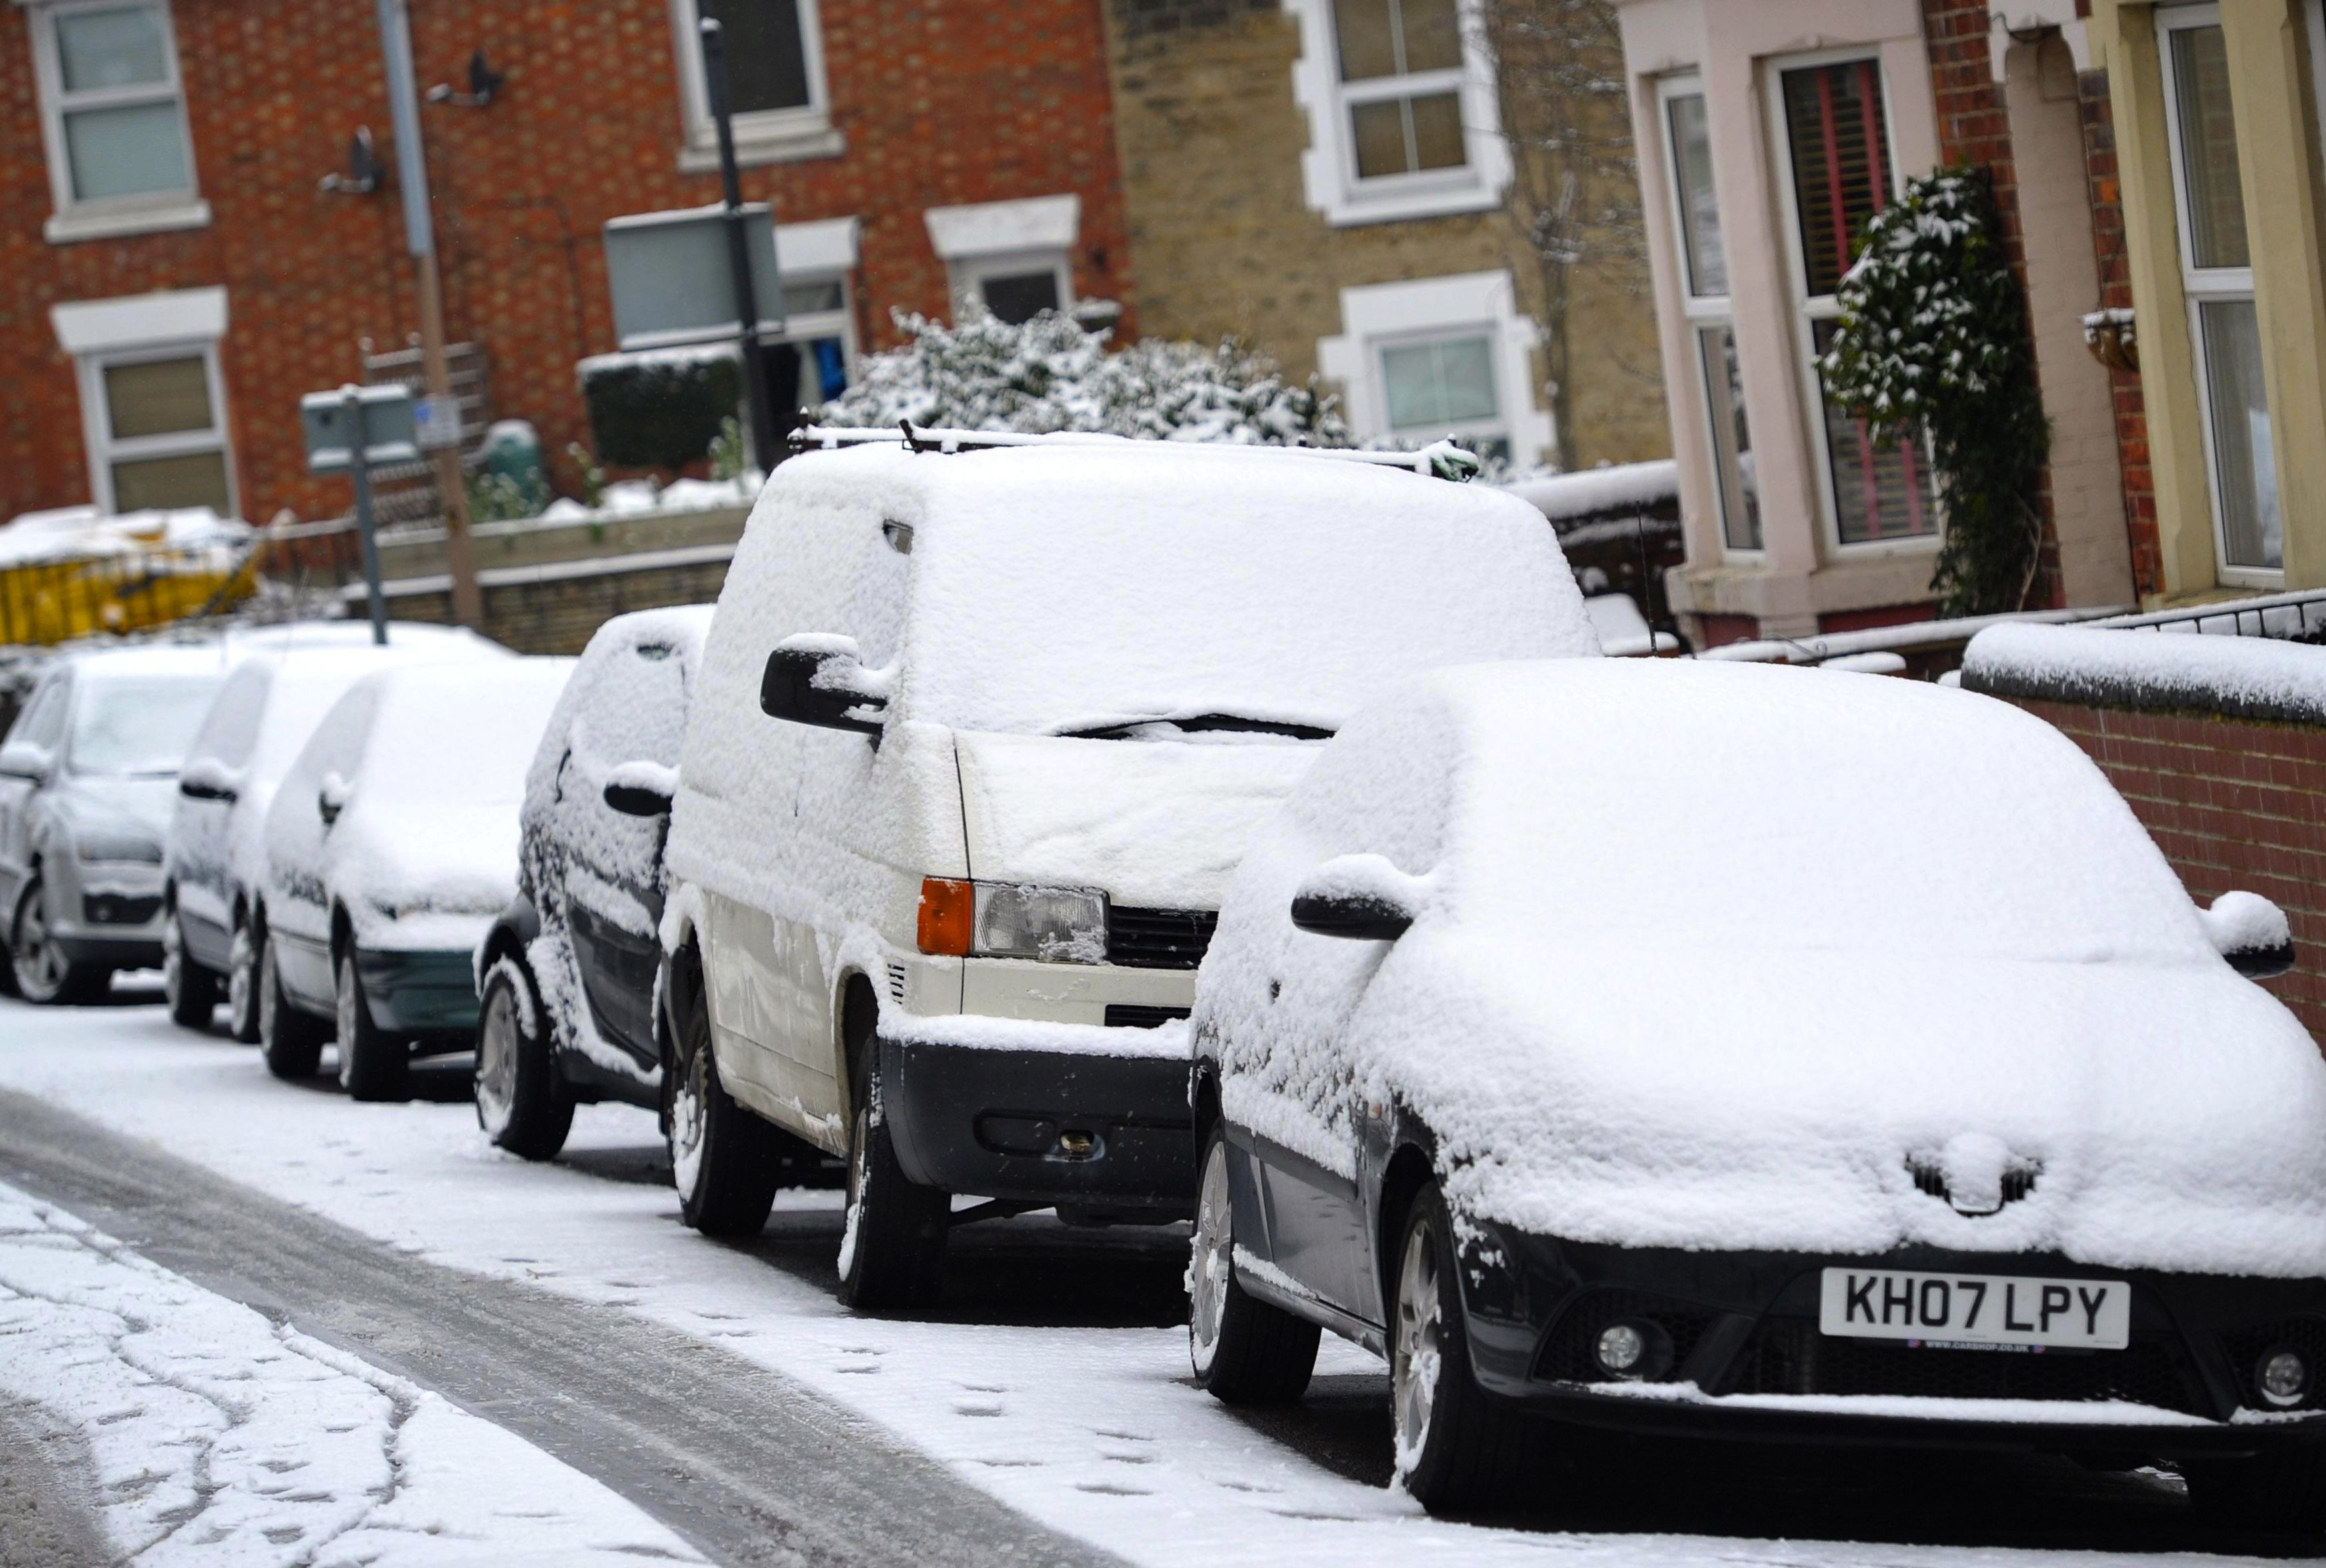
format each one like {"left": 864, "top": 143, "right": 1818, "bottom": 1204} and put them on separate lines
{"left": 1819, "top": 1268, "right": 2130, "bottom": 1351}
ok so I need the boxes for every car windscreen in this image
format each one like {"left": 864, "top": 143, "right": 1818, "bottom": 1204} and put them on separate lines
{"left": 70, "top": 673, "right": 225, "bottom": 777}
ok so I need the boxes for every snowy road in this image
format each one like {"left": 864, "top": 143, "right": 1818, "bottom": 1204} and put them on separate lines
{"left": 0, "top": 987, "right": 2317, "bottom": 1566}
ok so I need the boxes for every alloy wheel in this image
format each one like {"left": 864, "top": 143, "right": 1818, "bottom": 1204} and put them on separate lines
{"left": 670, "top": 1039, "right": 709, "bottom": 1197}
{"left": 1393, "top": 1219, "right": 1445, "bottom": 1473}
{"left": 12, "top": 882, "right": 66, "bottom": 1000}
{"left": 1189, "top": 1138, "right": 1235, "bottom": 1371}
{"left": 227, "top": 925, "right": 257, "bottom": 1037}
{"left": 475, "top": 980, "right": 521, "bottom": 1136}
{"left": 161, "top": 917, "right": 187, "bottom": 1009}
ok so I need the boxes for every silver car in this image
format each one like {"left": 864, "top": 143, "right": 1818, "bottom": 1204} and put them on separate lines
{"left": 0, "top": 645, "right": 230, "bottom": 1003}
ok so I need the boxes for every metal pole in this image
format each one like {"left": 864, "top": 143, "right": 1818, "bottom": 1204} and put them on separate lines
{"left": 375, "top": 0, "right": 483, "bottom": 630}
{"left": 700, "top": 17, "right": 781, "bottom": 471}
{"left": 345, "top": 391, "right": 389, "bottom": 647}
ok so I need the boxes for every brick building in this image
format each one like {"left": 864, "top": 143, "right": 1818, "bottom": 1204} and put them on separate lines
{"left": 0, "top": 0, "right": 1135, "bottom": 529}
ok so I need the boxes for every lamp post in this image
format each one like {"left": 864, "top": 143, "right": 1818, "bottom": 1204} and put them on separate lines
{"left": 699, "top": 16, "right": 798, "bottom": 470}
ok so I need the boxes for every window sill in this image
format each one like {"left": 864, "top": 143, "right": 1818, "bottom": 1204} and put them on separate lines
{"left": 1316, "top": 177, "right": 1501, "bottom": 230}
{"left": 45, "top": 198, "right": 211, "bottom": 245}
{"left": 676, "top": 124, "right": 844, "bottom": 173}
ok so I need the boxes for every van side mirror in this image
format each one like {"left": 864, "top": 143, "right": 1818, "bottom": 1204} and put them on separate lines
{"left": 1289, "top": 853, "right": 1427, "bottom": 941}
{"left": 2203, "top": 891, "right": 2295, "bottom": 980}
{"left": 0, "top": 744, "right": 51, "bottom": 785}
{"left": 603, "top": 761, "right": 674, "bottom": 817}
{"left": 318, "top": 771, "right": 351, "bottom": 826}
{"left": 760, "top": 635, "right": 887, "bottom": 737}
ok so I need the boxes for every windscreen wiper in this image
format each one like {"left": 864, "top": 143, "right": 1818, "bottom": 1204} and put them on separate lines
{"left": 1052, "top": 713, "right": 1335, "bottom": 742}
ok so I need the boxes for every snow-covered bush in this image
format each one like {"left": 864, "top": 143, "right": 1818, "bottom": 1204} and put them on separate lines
{"left": 578, "top": 345, "right": 743, "bottom": 469}
{"left": 1817, "top": 167, "right": 2049, "bottom": 617}
{"left": 817, "top": 308, "right": 1351, "bottom": 447}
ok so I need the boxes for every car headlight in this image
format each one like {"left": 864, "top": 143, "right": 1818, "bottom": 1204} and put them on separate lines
{"left": 76, "top": 831, "right": 163, "bottom": 864}
{"left": 974, "top": 883, "right": 1107, "bottom": 962}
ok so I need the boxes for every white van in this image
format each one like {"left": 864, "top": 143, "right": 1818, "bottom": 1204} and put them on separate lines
{"left": 661, "top": 431, "right": 1595, "bottom": 1307}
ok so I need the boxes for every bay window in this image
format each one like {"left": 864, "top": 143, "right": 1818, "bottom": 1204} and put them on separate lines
{"left": 1661, "top": 78, "right": 1758, "bottom": 552}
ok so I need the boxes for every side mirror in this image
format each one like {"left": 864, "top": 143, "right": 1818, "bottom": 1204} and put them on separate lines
{"left": 1289, "top": 853, "right": 1428, "bottom": 942}
{"left": 2203, "top": 891, "right": 2295, "bottom": 980}
{"left": 179, "top": 760, "right": 239, "bottom": 803}
{"left": 0, "top": 746, "right": 51, "bottom": 785}
{"left": 180, "top": 776, "right": 238, "bottom": 803}
{"left": 760, "top": 635, "right": 887, "bottom": 737}
{"left": 603, "top": 761, "right": 674, "bottom": 818}
{"left": 318, "top": 771, "right": 351, "bottom": 826}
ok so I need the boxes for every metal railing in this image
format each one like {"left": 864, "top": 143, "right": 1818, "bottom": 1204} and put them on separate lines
{"left": 2089, "top": 587, "right": 2326, "bottom": 642}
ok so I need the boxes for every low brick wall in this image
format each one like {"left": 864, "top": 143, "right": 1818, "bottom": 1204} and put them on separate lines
{"left": 365, "top": 548, "right": 733, "bottom": 655}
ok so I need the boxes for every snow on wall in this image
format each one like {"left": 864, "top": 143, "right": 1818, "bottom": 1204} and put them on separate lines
{"left": 1963, "top": 620, "right": 2326, "bottom": 725}
{"left": 1503, "top": 459, "right": 1678, "bottom": 523}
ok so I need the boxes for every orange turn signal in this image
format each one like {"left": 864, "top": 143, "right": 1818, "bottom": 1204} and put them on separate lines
{"left": 917, "top": 877, "right": 973, "bottom": 956}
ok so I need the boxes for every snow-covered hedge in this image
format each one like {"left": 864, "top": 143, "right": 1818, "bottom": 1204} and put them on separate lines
{"left": 577, "top": 345, "right": 741, "bottom": 469}
{"left": 1962, "top": 622, "right": 2326, "bottom": 725}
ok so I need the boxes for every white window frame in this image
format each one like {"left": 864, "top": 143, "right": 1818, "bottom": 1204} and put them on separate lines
{"left": 1317, "top": 270, "right": 1553, "bottom": 466}
{"left": 1764, "top": 45, "right": 1939, "bottom": 558}
{"left": 27, "top": 0, "right": 209, "bottom": 244}
{"left": 667, "top": 0, "right": 841, "bottom": 172}
{"left": 1283, "top": 0, "right": 1511, "bottom": 227}
{"left": 925, "top": 196, "right": 1081, "bottom": 323}
{"left": 52, "top": 285, "right": 235, "bottom": 518}
{"left": 1659, "top": 74, "right": 1759, "bottom": 559}
{"left": 2159, "top": 3, "right": 2281, "bottom": 589}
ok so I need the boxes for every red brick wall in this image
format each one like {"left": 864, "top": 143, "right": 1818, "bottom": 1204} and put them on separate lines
{"left": 2074, "top": 71, "right": 2163, "bottom": 600}
{"left": 2006, "top": 697, "right": 2326, "bottom": 1046}
{"left": 0, "top": 0, "right": 1135, "bottom": 527}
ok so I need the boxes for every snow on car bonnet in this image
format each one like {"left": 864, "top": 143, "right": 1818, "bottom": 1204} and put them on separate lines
{"left": 1209, "top": 659, "right": 2326, "bottom": 1277}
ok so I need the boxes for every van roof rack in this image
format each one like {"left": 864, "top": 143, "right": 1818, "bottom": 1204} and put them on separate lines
{"left": 788, "top": 422, "right": 1483, "bottom": 482}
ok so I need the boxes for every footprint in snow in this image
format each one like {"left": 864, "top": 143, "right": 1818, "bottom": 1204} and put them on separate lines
{"left": 835, "top": 1365, "right": 879, "bottom": 1375}
{"left": 969, "top": 1458, "right": 1041, "bottom": 1468}
{"left": 959, "top": 1383, "right": 1006, "bottom": 1393}
{"left": 1101, "top": 1453, "right": 1155, "bottom": 1465}
{"left": 1095, "top": 1429, "right": 1152, "bottom": 1442}
{"left": 953, "top": 1402, "right": 1004, "bottom": 1418}
{"left": 1075, "top": 1483, "right": 1152, "bottom": 1497}
{"left": 1212, "top": 1479, "right": 1279, "bottom": 1494}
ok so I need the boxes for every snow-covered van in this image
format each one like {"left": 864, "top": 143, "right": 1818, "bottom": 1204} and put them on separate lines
{"left": 660, "top": 431, "right": 1595, "bottom": 1306}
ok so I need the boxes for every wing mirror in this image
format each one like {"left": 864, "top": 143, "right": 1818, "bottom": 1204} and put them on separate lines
{"left": 603, "top": 761, "right": 675, "bottom": 818}
{"left": 178, "top": 760, "right": 240, "bottom": 803}
{"left": 760, "top": 634, "right": 888, "bottom": 737}
{"left": 317, "top": 771, "right": 351, "bottom": 826}
{"left": 1289, "top": 854, "right": 1428, "bottom": 941}
{"left": 0, "top": 745, "right": 51, "bottom": 785}
{"left": 2203, "top": 891, "right": 2295, "bottom": 980}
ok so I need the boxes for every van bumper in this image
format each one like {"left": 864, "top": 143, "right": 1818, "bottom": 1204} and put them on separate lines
{"left": 877, "top": 1035, "right": 1195, "bottom": 1212}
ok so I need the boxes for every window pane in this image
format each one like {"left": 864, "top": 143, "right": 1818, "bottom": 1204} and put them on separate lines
{"left": 1333, "top": 0, "right": 1399, "bottom": 81}
{"left": 1812, "top": 319, "right": 1935, "bottom": 543}
{"left": 103, "top": 356, "right": 212, "bottom": 440}
{"left": 1667, "top": 93, "right": 1727, "bottom": 297}
{"left": 1397, "top": 0, "right": 1462, "bottom": 74}
{"left": 56, "top": 5, "right": 169, "bottom": 92}
{"left": 1383, "top": 336, "right": 1497, "bottom": 429}
{"left": 111, "top": 450, "right": 230, "bottom": 516}
{"left": 781, "top": 279, "right": 846, "bottom": 315}
{"left": 980, "top": 270, "right": 1061, "bottom": 325}
{"left": 703, "top": 0, "right": 809, "bottom": 114}
{"left": 2199, "top": 297, "right": 2281, "bottom": 571}
{"left": 2169, "top": 24, "right": 2249, "bottom": 271}
{"left": 1350, "top": 97, "right": 1411, "bottom": 177}
{"left": 63, "top": 101, "right": 187, "bottom": 200}
{"left": 1697, "top": 325, "right": 1759, "bottom": 551}
{"left": 1781, "top": 61, "right": 1892, "bottom": 298}
{"left": 1407, "top": 92, "right": 1465, "bottom": 171}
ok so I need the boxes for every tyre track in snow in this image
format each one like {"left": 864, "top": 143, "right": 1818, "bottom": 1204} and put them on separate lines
{"left": 0, "top": 1086, "right": 1119, "bottom": 1568}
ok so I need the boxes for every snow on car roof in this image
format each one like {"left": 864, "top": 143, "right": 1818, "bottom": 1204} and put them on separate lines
{"left": 58, "top": 643, "right": 237, "bottom": 682}
{"left": 359, "top": 657, "right": 578, "bottom": 805}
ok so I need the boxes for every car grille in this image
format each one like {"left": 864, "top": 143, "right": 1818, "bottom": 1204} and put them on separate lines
{"left": 1535, "top": 1291, "right": 1719, "bottom": 1383}
{"left": 83, "top": 893, "right": 161, "bottom": 926}
{"left": 1725, "top": 1318, "right": 2203, "bottom": 1415}
{"left": 1105, "top": 907, "right": 1216, "bottom": 970}
{"left": 1103, "top": 1004, "right": 1191, "bottom": 1030}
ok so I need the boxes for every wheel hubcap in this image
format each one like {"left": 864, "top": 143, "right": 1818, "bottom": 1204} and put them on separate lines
{"left": 671, "top": 1043, "right": 709, "bottom": 1197}
{"left": 229, "top": 929, "right": 255, "bottom": 1031}
{"left": 839, "top": 1103, "right": 872, "bottom": 1280}
{"left": 1189, "top": 1140, "right": 1234, "bottom": 1369}
{"left": 476, "top": 983, "right": 519, "bottom": 1134}
{"left": 1393, "top": 1220, "right": 1443, "bottom": 1471}
{"left": 16, "top": 885, "right": 63, "bottom": 997}
{"left": 162, "top": 919, "right": 184, "bottom": 1005}
{"left": 335, "top": 959, "right": 359, "bottom": 1085}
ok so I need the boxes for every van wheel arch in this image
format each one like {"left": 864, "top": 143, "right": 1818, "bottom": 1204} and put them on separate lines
{"left": 1377, "top": 1141, "right": 1435, "bottom": 1319}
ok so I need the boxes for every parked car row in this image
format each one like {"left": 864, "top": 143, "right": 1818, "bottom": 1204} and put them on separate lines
{"left": 3, "top": 433, "right": 2323, "bottom": 1523}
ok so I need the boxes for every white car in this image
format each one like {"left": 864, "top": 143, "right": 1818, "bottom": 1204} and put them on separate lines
{"left": 1189, "top": 658, "right": 2326, "bottom": 1520}
{"left": 164, "top": 623, "right": 509, "bottom": 1035}
{"left": 660, "top": 432, "right": 1595, "bottom": 1307}
{"left": 255, "top": 657, "right": 575, "bottom": 1099}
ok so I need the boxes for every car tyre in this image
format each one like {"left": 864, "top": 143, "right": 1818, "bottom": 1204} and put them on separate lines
{"left": 11, "top": 875, "right": 107, "bottom": 1005}
{"left": 2183, "top": 1447, "right": 2326, "bottom": 1533}
{"left": 259, "top": 935, "right": 327, "bottom": 1078}
{"left": 335, "top": 949, "right": 409, "bottom": 1102}
{"left": 225, "top": 917, "right": 263, "bottom": 1043}
{"left": 667, "top": 951, "right": 781, "bottom": 1237}
{"left": 1393, "top": 1182, "right": 1545, "bottom": 1514}
{"left": 475, "top": 956, "right": 573, "bottom": 1160}
{"left": 1189, "top": 1121, "right": 1321, "bottom": 1403}
{"left": 835, "top": 1011, "right": 949, "bottom": 1310}
{"left": 162, "top": 908, "right": 219, "bottom": 1029}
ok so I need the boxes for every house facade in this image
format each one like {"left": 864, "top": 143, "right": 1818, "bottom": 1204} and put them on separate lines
{"left": 1, "top": 0, "right": 1135, "bottom": 529}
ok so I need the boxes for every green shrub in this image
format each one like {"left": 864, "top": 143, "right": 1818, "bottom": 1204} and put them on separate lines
{"left": 578, "top": 348, "right": 742, "bottom": 469}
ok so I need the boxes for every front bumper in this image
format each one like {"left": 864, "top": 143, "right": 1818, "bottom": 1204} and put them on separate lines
{"left": 47, "top": 857, "right": 165, "bottom": 966}
{"left": 877, "top": 1034, "right": 1193, "bottom": 1211}
{"left": 355, "top": 947, "right": 483, "bottom": 1039}
{"left": 1461, "top": 1228, "right": 2326, "bottom": 1457}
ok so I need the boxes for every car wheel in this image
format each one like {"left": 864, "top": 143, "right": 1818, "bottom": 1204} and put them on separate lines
{"left": 835, "top": 1016, "right": 949, "bottom": 1310}
{"left": 335, "top": 949, "right": 409, "bottom": 1102}
{"left": 667, "top": 955, "right": 780, "bottom": 1237}
{"left": 1393, "top": 1183, "right": 1544, "bottom": 1514}
{"left": 2183, "top": 1447, "right": 2326, "bottom": 1533}
{"left": 259, "top": 935, "right": 327, "bottom": 1077}
{"left": 1190, "top": 1121, "right": 1321, "bottom": 1403}
{"left": 475, "top": 957, "right": 573, "bottom": 1160}
{"left": 226, "top": 917, "right": 263, "bottom": 1043}
{"left": 161, "top": 909, "right": 220, "bottom": 1029}
{"left": 11, "top": 875, "right": 106, "bottom": 1005}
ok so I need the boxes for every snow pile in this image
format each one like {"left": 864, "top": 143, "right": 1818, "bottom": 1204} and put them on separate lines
{"left": 540, "top": 474, "right": 756, "bottom": 521}
{"left": 1503, "top": 459, "right": 1678, "bottom": 523}
{"left": 1200, "top": 659, "right": 2326, "bottom": 1277}
{"left": 0, "top": 1179, "right": 703, "bottom": 1565}
{"left": 1963, "top": 620, "right": 2326, "bottom": 723}
{"left": 0, "top": 503, "right": 249, "bottom": 567}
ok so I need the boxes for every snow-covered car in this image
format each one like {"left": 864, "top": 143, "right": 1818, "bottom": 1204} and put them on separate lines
{"left": 0, "top": 645, "right": 231, "bottom": 1003}
{"left": 163, "top": 624, "right": 509, "bottom": 1035}
{"left": 661, "top": 432, "right": 1594, "bottom": 1307}
{"left": 1188, "top": 657, "right": 2326, "bottom": 1519}
{"left": 255, "top": 657, "right": 576, "bottom": 1100}
{"left": 473, "top": 606, "right": 717, "bottom": 1160}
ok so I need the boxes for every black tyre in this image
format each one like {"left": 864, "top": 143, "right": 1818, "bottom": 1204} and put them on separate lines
{"left": 161, "top": 907, "right": 220, "bottom": 1029}
{"left": 475, "top": 956, "right": 573, "bottom": 1160}
{"left": 1189, "top": 1121, "right": 1321, "bottom": 1403}
{"left": 225, "top": 915, "right": 263, "bottom": 1043}
{"left": 259, "top": 935, "right": 327, "bottom": 1079}
{"left": 667, "top": 948, "right": 781, "bottom": 1237}
{"left": 835, "top": 1002, "right": 949, "bottom": 1309}
{"left": 2183, "top": 1447, "right": 2326, "bottom": 1533}
{"left": 1393, "top": 1183, "right": 1546, "bottom": 1514}
{"left": 11, "top": 875, "right": 107, "bottom": 1005}
{"left": 335, "top": 949, "right": 409, "bottom": 1101}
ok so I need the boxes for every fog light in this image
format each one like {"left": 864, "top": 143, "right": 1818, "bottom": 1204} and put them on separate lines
{"left": 2259, "top": 1348, "right": 2310, "bottom": 1408}
{"left": 1595, "top": 1323, "right": 1646, "bottom": 1375}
